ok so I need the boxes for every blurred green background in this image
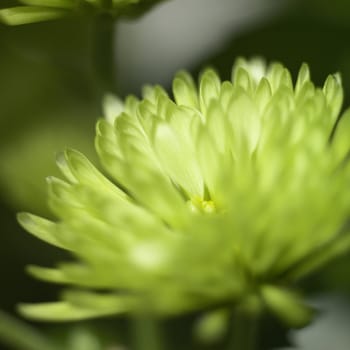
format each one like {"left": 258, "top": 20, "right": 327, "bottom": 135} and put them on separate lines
{"left": 1, "top": 0, "right": 350, "bottom": 349}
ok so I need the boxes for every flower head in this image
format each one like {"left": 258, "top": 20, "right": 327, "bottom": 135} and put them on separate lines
{"left": 0, "top": 0, "right": 166, "bottom": 25}
{"left": 18, "top": 58, "right": 350, "bottom": 326}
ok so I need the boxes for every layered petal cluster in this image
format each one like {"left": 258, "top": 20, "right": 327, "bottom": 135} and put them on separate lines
{"left": 19, "top": 59, "right": 350, "bottom": 325}
{"left": 0, "top": 0, "right": 165, "bottom": 25}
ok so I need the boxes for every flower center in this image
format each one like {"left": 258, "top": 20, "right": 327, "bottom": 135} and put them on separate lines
{"left": 188, "top": 197, "right": 216, "bottom": 214}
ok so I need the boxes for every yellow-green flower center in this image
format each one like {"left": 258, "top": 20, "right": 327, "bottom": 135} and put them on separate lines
{"left": 188, "top": 197, "right": 216, "bottom": 214}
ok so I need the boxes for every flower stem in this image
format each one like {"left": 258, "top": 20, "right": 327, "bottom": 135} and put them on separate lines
{"left": 131, "top": 314, "right": 163, "bottom": 350}
{"left": 93, "top": 12, "right": 117, "bottom": 100}
{"left": 227, "top": 307, "right": 259, "bottom": 350}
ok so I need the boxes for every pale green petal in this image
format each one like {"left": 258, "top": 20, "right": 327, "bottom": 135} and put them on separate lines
{"left": 227, "top": 88, "right": 260, "bottom": 155}
{"left": 136, "top": 100, "right": 160, "bottom": 135}
{"left": 142, "top": 85, "right": 168, "bottom": 105}
{"left": 267, "top": 62, "right": 292, "bottom": 92}
{"left": 196, "top": 128, "right": 223, "bottom": 202}
{"left": 254, "top": 77, "right": 272, "bottom": 112}
{"left": 62, "top": 149, "right": 128, "bottom": 201}
{"left": 156, "top": 94, "right": 178, "bottom": 121}
{"left": 58, "top": 262, "right": 125, "bottom": 289}
{"left": 27, "top": 265, "right": 70, "bottom": 284}
{"left": 124, "top": 95, "right": 140, "bottom": 116}
{"left": 152, "top": 121, "right": 204, "bottom": 198}
{"left": 173, "top": 71, "right": 199, "bottom": 109}
{"left": 56, "top": 152, "right": 78, "bottom": 184}
{"left": 282, "top": 226, "right": 350, "bottom": 281}
{"left": 17, "top": 213, "right": 66, "bottom": 249}
{"left": 0, "top": 7, "right": 68, "bottom": 25}
{"left": 232, "top": 66, "right": 253, "bottom": 93}
{"left": 18, "top": 302, "right": 121, "bottom": 321}
{"left": 295, "top": 63, "right": 311, "bottom": 96}
{"left": 323, "top": 73, "right": 343, "bottom": 122}
{"left": 199, "top": 69, "right": 221, "bottom": 113}
{"left": 261, "top": 286, "right": 314, "bottom": 327}
{"left": 205, "top": 100, "right": 229, "bottom": 153}
{"left": 97, "top": 117, "right": 188, "bottom": 226}
{"left": 95, "top": 118, "right": 124, "bottom": 163}
{"left": 116, "top": 150, "right": 188, "bottom": 227}
{"left": 62, "top": 290, "right": 135, "bottom": 313}
{"left": 331, "top": 108, "right": 350, "bottom": 162}
{"left": 63, "top": 149, "right": 113, "bottom": 187}
{"left": 219, "top": 81, "right": 234, "bottom": 111}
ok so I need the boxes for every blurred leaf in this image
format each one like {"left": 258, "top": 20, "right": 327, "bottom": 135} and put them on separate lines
{"left": 0, "top": 18, "right": 100, "bottom": 214}
{"left": 0, "top": 310, "right": 59, "bottom": 350}
{"left": 298, "top": 0, "right": 350, "bottom": 24}
{"left": 0, "top": 115, "right": 97, "bottom": 216}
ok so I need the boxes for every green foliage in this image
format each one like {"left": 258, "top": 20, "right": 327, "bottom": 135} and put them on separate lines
{"left": 0, "top": 0, "right": 167, "bottom": 25}
{"left": 0, "top": 18, "right": 99, "bottom": 215}
{"left": 0, "top": 310, "right": 59, "bottom": 350}
{"left": 17, "top": 59, "right": 350, "bottom": 328}
{"left": 299, "top": 0, "right": 350, "bottom": 24}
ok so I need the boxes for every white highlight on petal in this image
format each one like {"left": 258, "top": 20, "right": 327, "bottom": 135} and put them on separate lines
{"left": 103, "top": 93, "right": 124, "bottom": 124}
{"left": 248, "top": 59, "right": 267, "bottom": 84}
{"left": 129, "top": 242, "right": 167, "bottom": 271}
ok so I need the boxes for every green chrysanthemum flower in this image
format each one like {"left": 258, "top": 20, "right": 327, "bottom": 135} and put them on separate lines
{"left": 0, "top": 0, "right": 166, "bottom": 25}
{"left": 18, "top": 58, "right": 350, "bottom": 326}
